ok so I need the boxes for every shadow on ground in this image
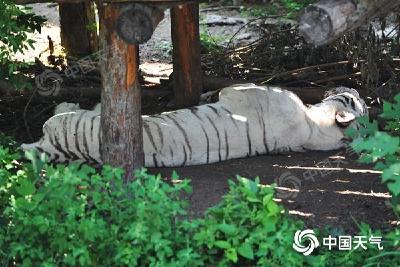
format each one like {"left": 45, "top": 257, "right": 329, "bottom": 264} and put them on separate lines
{"left": 151, "top": 149, "right": 397, "bottom": 234}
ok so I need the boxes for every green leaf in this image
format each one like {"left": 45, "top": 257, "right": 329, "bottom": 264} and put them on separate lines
{"left": 388, "top": 181, "right": 400, "bottom": 196}
{"left": 382, "top": 163, "right": 400, "bottom": 182}
{"left": 214, "top": 240, "right": 231, "bottom": 249}
{"left": 238, "top": 242, "right": 254, "bottom": 260}
{"left": 171, "top": 170, "right": 180, "bottom": 180}
{"left": 267, "top": 201, "right": 281, "bottom": 215}
{"left": 226, "top": 248, "right": 238, "bottom": 263}
{"left": 16, "top": 179, "right": 35, "bottom": 196}
{"left": 217, "top": 224, "right": 236, "bottom": 235}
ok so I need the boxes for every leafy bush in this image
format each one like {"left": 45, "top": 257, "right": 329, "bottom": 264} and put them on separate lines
{"left": 0, "top": 0, "right": 45, "bottom": 86}
{"left": 0, "top": 138, "right": 399, "bottom": 266}
{"left": 192, "top": 177, "right": 305, "bottom": 266}
{"left": 0, "top": 150, "right": 199, "bottom": 266}
{"left": 349, "top": 93, "right": 400, "bottom": 211}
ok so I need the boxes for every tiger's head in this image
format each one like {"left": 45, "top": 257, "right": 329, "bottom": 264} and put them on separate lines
{"left": 305, "top": 87, "right": 368, "bottom": 150}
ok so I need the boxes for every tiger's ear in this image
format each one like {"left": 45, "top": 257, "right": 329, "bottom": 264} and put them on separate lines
{"left": 335, "top": 111, "right": 356, "bottom": 128}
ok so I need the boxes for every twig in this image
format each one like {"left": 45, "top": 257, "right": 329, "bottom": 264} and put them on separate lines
{"left": 255, "top": 61, "right": 354, "bottom": 84}
{"left": 23, "top": 89, "right": 37, "bottom": 142}
{"left": 313, "top": 72, "right": 361, "bottom": 84}
{"left": 225, "top": 17, "right": 268, "bottom": 50}
{"left": 200, "top": 5, "right": 242, "bottom": 12}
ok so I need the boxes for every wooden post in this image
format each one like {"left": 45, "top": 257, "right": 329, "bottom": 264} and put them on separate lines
{"left": 298, "top": 0, "right": 400, "bottom": 46}
{"left": 171, "top": 2, "right": 203, "bottom": 108}
{"left": 59, "top": 1, "right": 98, "bottom": 57}
{"left": 99, "top": 3, "right": 144, "bottom": 181}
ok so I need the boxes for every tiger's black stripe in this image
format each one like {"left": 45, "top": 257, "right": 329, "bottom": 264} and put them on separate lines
{"left": 153, "top": 153, "right": 158, "bottom": 167}
{"left": 200, "top": 124, "right": 210, "bottom": 164}
{"left": 332, "top": 98, "right": 347, "bottom": 107}
{"left": 224, "top": 129, "right": 229, "bottom": 160}
{"left": 181, "top": 145, "right": 187, "bottom": 166}
{"left": 169, "top": 145, "right": 174, "bottom": 163}
{"left": 206, "top": 114, "right": 221, "bottom": 162}
{"left": 189, "top": 107, "right": 210, "bottom": 163}
{"left": 153, "top": 121, "right": 164, "bottom": 150}
{"left": 165, "top": 114, "right": 193, "bottom": 161}
{"left": 246, "top": 120, "right": 252, "bottom": 156}
{"left": 75, "top": 111, "right": 91, "bottom": 162}
{"left": 82, "top": 118, "right": 98, "bottom": 163}
{"left": 44, "top": 126, "right": 69, "bottom": 160}
{"left": 144, "top": 121, "right": 157, "bottom": 152}
{"left": 206, "top": 104, "right": 219, "bottom": 116}
{"left": 258, "top": 102, "right": 269, "bottom": 153}
{"left": 90, "top": 115, "right": 96, "bottom": 143}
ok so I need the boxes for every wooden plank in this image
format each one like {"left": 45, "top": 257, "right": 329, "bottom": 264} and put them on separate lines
{"left": 99, "top": 3, "right": 144, "bottom": 181}
{"left": 298, "top": 0, "right": 400, "bottom": 46}
{"left": 59, "top": 1, "right": 98, "bottom": 57}
{"left": 171, "top": 2, "right": 202, "bottom": 108}
{"left": 15, "top": 0, "right": 194, "bottom": 4}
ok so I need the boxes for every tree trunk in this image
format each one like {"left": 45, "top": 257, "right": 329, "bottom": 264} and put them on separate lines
{"left": 99, "top": 3, "right": 144, "bottom": 182}
{"left": 171, "top": 3, "right": 203, "bottom": 108}
{"left": 59, "top": 1, "right": 98, "bottom": 57}
{"left": 298, "top": 0, "right": 400, "bottom": 46}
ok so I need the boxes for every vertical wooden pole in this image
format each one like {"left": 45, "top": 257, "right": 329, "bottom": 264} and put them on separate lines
{"left": 99, "top": 3, "right": 144, "bottom": 181}
{"left": 59, "top": 1, "right": 98, "bottom": 57}
{"left": 171, "top": 2, "right": 203, "bottom": 108}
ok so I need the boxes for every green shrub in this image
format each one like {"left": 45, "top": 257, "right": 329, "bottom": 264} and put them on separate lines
{"left": 0, "top": 150, "right": 200, "bottom": 266}
{"left": 349, "top": 93, "right": 400, "bottom": 209}
{"left": 0, "top": 0, "right": 45, "bottom": 87}
{"left": 192, "top": 177, "right": 306, "bottom": 266}
{"left": 0, "top": 138, "right": 398, "bottom": 266}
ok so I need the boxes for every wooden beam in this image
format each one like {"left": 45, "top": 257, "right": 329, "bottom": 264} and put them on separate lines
{"left": 59, "top": 1, "right": 98, "bottom": 57}
{"left": 116, "top": 4, "right": 165, "bottom": 44}
{"left": 99, "top": 3, "right": 144, "bottom": 181}
{"left": 15, "top": 0, "right": 193, "bottom": 4}
{"left": 298, "top": 0, "right": 400, "bottom": 46}
{"left": 171, "top": 2, "right": 202, "bottom": 108}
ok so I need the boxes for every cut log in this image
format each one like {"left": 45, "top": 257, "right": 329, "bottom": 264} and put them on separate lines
{"left": 298, "top": 0, "right": 400, "bottom": 46}
{"left": 59, "top": 1, "right": 98, "bottom": 57}
{"left": 99, "top": 3, "right": 144, "bottom": 181}
{"left": 116, "top": 4, "right": 165, "bottom": 44}
{"left": 171, "top": 3, "right": 203, "bottom": 108}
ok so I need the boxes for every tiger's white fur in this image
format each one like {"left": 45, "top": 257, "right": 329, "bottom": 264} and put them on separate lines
{"left": 21, "top": 84, "right": 367, "bottom": 167}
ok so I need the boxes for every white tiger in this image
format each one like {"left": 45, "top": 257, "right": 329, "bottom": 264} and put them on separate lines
{"left": 21, "top": 84, "right": 367, "bottom": 167}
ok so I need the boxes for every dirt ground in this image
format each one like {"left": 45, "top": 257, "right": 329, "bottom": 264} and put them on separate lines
{"left": 152, "top": 149, "right": 396, "bottom": 234}
{"left": 5, "top": 3, "right": 398, "bottom": 235}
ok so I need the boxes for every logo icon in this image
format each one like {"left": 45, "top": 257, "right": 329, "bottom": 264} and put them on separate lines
{"left": 293, "top": 229, "right": 320, "bottom": 256}
{"left": 275, "top": 171, "right": 301, "bottom": 199}
{"left": 35, "top": 69, "right": 63, "bottom": 96}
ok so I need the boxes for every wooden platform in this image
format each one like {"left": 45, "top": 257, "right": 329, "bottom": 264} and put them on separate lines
{"left": 15, "top": 0, "right": 193, "bottom": 4}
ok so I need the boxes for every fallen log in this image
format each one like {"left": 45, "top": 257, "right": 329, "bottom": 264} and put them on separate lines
{"left": 1, "top": 75, "right": 328, "bottom": 105}
{"left": 298, "top": 0, "right": 400, "bottom": 46}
